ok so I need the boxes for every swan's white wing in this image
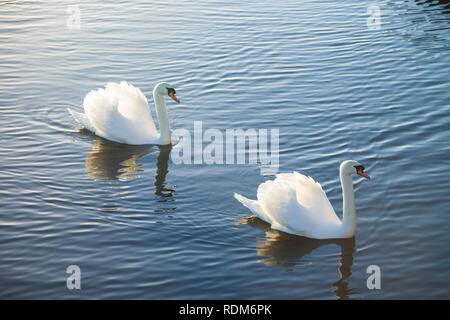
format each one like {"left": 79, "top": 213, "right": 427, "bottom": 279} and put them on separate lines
{"left": 106, "top": 82, "right": 157, "bottom": 134}
{"left": 291, "top": 171, "right": 340, "bottom": 225}
{"left": 256, "top": 172, "right": 341, "bottom": 236}
{"left": 83, "top": 82, "right": 158, "bottom": 144}
{"left": 83, "top": 86, "right": 126, "bottom": 143}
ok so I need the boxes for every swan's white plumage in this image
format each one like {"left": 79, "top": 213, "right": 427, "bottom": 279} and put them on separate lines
{"left": 69, "top": 81, "right": 161, "bottom": 145}
{"left": 235, "top": 160, "right": 370, "bottom": 239}
{"left": 235, "top": 171, "right": 344, "bottom": 239}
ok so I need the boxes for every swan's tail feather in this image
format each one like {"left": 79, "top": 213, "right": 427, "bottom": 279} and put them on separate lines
{"left": 234, "top": 193, "right": 254, "bottom": 208}
{"left": 68, "top": 108, "right": 95, "bottom": 133}
{"left": 234, "top": 193, "right": 267, "bottom": 221}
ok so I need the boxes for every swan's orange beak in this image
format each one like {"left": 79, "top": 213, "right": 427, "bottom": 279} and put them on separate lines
{"left": 357, "top": 168, "right": 370, "bottom": 180}
{"left": 168, "top": 92, "right": 180, "bottom": 103}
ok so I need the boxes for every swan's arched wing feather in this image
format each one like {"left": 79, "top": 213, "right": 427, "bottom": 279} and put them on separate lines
{"left": 83, "top": 87, "right": 129, "bottom": 143}
{"left": 256, "top": 176, "right": 310, "bottom": 234}
{"left": 256, "top": 172, "right": 341, "bottom": 235}
{"left": 291, "top": 172, "right": 340, "bottom": 225}
{"left": 82, "top": 82, "right": 158, "bottom": 144}
{"left": 106, "top": 82, "right": 158, "bottom": 138}
{"left": 107, "top": 82, "right": 157, "bottom": 133}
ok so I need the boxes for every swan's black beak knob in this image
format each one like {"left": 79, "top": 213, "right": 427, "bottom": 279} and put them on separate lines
{"left": 355, "top": 165, "right": 370, "bottom": 179}
{"left": 168, "top": 88, "right": 180, "bottom": 103}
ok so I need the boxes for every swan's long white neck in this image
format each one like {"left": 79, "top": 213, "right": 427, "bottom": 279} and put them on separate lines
{"left": 340, "top": 169, "right": 356, "bottom": 237}
{"left": 153, "top": 89, "right": 171, "bottom": 145}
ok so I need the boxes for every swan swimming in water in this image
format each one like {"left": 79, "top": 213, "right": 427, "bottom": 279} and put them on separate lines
{"left": 234, "top": 160, "right": 370, "bottom": 239}
{"left": 69, "top": 81, "right": 179, "bottom": 145}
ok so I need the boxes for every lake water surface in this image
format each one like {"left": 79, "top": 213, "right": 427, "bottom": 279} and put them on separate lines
{"left": 1, "top": 0, "right": 449, "bottom": 299}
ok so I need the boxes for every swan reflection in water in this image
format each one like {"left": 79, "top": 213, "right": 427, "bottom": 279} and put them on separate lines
{"left": 84, "top": 133, "right": 174, "bottom": 197}
{"left": 241, "top": 216, "right": 356, "bottom": 300}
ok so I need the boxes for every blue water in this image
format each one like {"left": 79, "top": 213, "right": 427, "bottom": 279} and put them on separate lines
{"left": 0, "top": 0, "right": 449, "bottom": 299}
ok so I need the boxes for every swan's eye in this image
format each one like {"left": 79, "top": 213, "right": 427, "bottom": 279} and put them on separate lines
{"left": 354, "top": 165, "right": 364, "bottom": 171}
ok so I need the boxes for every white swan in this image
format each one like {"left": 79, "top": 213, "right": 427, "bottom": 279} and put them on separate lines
{"left": 234, "top": 160, "right": 370, "bottom": 239}
{"left": 68, "top": 81, "right": 179, "bottom": 145}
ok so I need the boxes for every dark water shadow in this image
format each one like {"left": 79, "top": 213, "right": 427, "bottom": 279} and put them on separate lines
{"left": 84, "top": 134, "right": 154, "bottom": 181}
{"left": 153, "top": 144, "right": 175, "bottom": 198}
{"left": 80, "top": 130, "right": 174, "bottom": 197}
{"left": 243, "top": 216, "right": 356, "bottom": 300}
{"left": 415, "top": 0, "right": 450, "bottom": 14}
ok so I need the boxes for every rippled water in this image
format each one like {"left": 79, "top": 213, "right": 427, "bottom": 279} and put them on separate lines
{"left": 1, "top": 0, "right": 449, "bottom": 299}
